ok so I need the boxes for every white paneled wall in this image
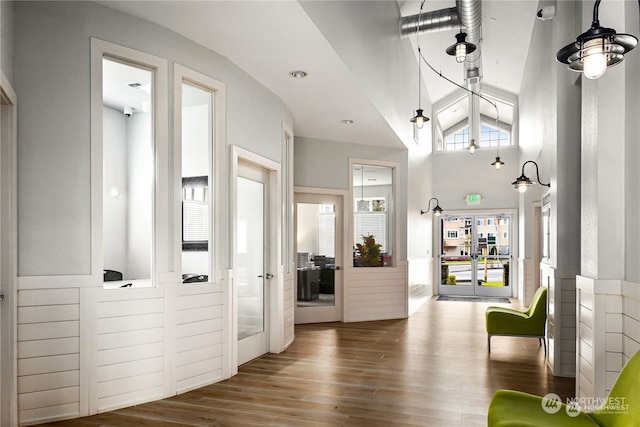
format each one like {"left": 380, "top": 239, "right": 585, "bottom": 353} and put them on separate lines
{"left": 175, "top": 283, "right": 225, "bottom": 393}
{"left": 282, "top": 271, "right": 295, "bottom": 348}
{"left": 542, "top": 265, "right": 576, "bottom": 378}
{"left": 96, "top": 287, "right": 165, "bottom": 412}
{"left": 576, "top": 278, "right": 640, "bottom": 400}
{"left": 17, "top": 288, "right": 81, "bottom": 425}
{"left": 344, "top": 262, "right": 408, "bottom": 322}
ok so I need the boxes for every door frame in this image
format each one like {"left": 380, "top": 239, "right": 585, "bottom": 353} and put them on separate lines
{"left": 293, "top": 187, "right": 347, "bottom": 324}
{"left": 230, "top": 146, "right": 282, "bottom": 374}
{"left": 0, "top": 69, "right": 18, "bottom": 427}
{"left": 436, "top": 209, "right": 517, "bottom": 298}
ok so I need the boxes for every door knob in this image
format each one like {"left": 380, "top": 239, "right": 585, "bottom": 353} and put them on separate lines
{"left": 335, "top": 266, "right": 341, "bottom": 271}
{"left": 265, "top": 273, "right": 274, "bottom": 279}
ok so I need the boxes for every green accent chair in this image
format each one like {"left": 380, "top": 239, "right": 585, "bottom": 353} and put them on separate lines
{"left": 486, "top": 286, "right": 547, "bottom": 354}
{"left": 488, "top": 350, "right": 640, "bottom": 426}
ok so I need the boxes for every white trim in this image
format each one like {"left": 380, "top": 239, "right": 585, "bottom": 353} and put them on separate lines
{"left": 230, "top": 146, "right": 282, "bottom": 373}
{"left": 90, "top": 38, "right": 169, "bottom": 287}
{"left": 0, "top": 69, "right": 18, "bottom": 427}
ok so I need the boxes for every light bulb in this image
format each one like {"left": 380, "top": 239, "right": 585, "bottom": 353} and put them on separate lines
{"left": 495, "top": 161, "right": 501, "bottom": 170}
{"left": 518, "top": 184, "right": 528, "bottom": 193}
{"left": 583, "top": 39, "right": 607, "bottom": 79}
{"left": 435, "top": 210, "right": 441, "bottom": 217}
{"left": 456, "top": 43, "right": 466, "bottom": 63}
{"left": 416, "top": 115, "right": 425, "bottom": 129}
{"left": 469, "top": 143, "right": 476, "bottom": 154}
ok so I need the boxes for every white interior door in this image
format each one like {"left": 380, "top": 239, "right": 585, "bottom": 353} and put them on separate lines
{"left": 294, "top": 192, "right": 342, "bottom": 324}
{"left": 236, "top": 160, "right": 270, "bottom": 365}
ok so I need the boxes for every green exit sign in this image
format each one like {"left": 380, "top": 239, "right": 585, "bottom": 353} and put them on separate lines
{"left": 466, "top": 194, "right": 482, "bottom": 205}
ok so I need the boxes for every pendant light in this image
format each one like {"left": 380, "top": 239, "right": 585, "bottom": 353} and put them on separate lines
{"left": 468, "top": 94, "right": 477, "bottom": 154}
{"left": 491, "top": 114, "right": 504, "bottom": 169}
{"left": 556, "top": 0, "right": 637, "bottom": 79}
{"left": 446, "top": 31, "right": 477, "bottom": 63}
{"left": 410, "top": 47, "right": 429, "bottom": 129}
{"left": 410, "top": 4, "right": 429, "bottom": 129}
{"left": 357, "top": 166, "right": 368, "bottom": 212}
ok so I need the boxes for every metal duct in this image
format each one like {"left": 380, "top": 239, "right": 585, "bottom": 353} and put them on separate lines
{"left": 399, "top": 7, "right": 460, "bottom": 38}
{"left": 400, "top": 0, "right": 483, "bottom": 85}
{"left": 456, "top": 0, "right": 482, "bottom": 83}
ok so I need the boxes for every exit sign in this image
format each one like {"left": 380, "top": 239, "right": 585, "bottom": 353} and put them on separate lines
{"left": 465, "top": 194, "right": 482, "bottom": 205}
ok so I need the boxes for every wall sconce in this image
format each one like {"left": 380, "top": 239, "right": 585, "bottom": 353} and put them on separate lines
{"left": 556, "top": 0, "right": 637, "bottom": 79}
{"left": 420, "top": 197, "right": 443, "bottom": 216}
{"left": 446, "top": 31, "right": 476, "bottom": 63}
{"left": 512, "top": 160, "right": 550, "bottom": 193}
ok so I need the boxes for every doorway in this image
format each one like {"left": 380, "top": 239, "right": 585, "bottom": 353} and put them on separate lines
{"left": 294, "top": 193, "right": 343, "bottom": 324}
{"left": 0, "top": 73, "right": 17, "bottom": 427}
{"left": 438, "top": 214, "right": 512, "bottom": 297}
{"left": 236, "top": 159, "right": 271, "bottom": 365}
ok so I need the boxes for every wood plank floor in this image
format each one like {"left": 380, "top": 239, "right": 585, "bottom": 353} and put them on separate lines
{"left": 44, "top": 297, "right": 575, "bottom": 426}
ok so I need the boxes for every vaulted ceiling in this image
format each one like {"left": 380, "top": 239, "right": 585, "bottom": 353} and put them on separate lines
{"left": 98, "top": 0, "right": 540, "bottom": 149}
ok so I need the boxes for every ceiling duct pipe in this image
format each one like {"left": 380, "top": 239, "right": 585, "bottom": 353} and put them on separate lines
{"left": 400, "top": 7, "right": 460, "bottom": 38}
{"left": 456, "top": 0, "right": 483, "bottom": 84}
{"left": 400, "top": 0, "right": 483, "bottom": 85}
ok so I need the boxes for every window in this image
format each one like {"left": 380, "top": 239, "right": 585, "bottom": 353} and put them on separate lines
{"left": 175, "top": 65, "right": 225, "bottom": 284}
{"left": 487, "top": 218, "right": 494, "bottom": 226}
{"left": 500, "top": 218, "right": 509, "bottom": 225}
{"left": 434, "top": 90, "right": 516, "bottom": 152}
{"left": 353, "top": 163, "right": 394, "bottom": 267}
{"left": 477, "top": 219, "right": 483, "bottom": 226}
{"left": 502, "top": 231, "right": 508, "bottom": 239}
{"left": 92, "top": 39, "right": 169, "bottom": 289}
{"left": 447, "top": 230, "right": 458, "bottom": 239}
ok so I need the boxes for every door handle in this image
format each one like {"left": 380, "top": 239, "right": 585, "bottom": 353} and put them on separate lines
{"left": 0, "top": 294, "right": 3, "bottom": 302}
{"left": 335, "top": 266, "right": 341, "bottom": 271}
{"left": 258, "top": 273, "right": 274, "bottom": 279}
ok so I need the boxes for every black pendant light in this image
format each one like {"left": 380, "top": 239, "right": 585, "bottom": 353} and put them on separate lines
{"left": 446, "top": 31, "right": 477, "bottom": 63}
{"left": 556, "top": 0, "right": 637, "bottom": 79}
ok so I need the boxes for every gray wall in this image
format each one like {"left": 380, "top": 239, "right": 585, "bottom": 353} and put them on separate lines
{"left": 294, "top": 136, "right": 408, "bottom": 261}
{"left": 14, "top": 1, "right": 292, "bottom": 275}
{"left": 1, "top": 0, "right": 13, "bottom": 82}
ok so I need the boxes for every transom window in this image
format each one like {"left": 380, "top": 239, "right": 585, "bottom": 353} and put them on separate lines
{"left": 434, "top": 90, "right": 516, "bottom": 152}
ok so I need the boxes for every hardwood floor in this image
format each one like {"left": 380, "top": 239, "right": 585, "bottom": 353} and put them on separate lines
{"left": 44, "top": 297, "right": 575, "bottom": 426}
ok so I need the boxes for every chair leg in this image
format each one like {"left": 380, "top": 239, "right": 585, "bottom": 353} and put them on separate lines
{"left": 488, "top": 335, "right": 491, "bottom": 353}
{"left": 543, "top": 337, "right": 547, "bottom": 357}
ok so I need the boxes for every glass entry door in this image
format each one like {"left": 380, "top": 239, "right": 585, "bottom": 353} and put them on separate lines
{"left": 438, "top": 214, "right": 512, "bottom": 297}
{"left": 236, "top": 161, "right": 270, "bottom": 365}
{"left": 294, "top": 193, "right": 342, "bottom": 324}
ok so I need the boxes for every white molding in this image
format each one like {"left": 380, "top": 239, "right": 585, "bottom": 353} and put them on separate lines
{"left": 18, "top": 275, "right": 100, "bottom": 289}
{"left": 0, "top": 68, "right": 18, "bottom": 427}
{"left": 90, "top": 38, "right": 169, "bottom": 288}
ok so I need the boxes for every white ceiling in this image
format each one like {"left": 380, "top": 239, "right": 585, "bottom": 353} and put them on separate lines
{"left": 98, "top": 0, "right": 539, "bottom": 149}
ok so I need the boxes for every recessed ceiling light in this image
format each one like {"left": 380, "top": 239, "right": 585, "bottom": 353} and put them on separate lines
{"left": 289, "top": 70, "right": 308, "bottom": 78}
{"left": 341, "top": 119, "right": 354, "bottom": 124}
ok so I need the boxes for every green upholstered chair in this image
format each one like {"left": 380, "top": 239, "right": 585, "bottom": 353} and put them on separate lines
{"left": 485, "top": 286, "right": 547, "bottom": 354}
{"left": 488, "top": 350, "right": 640, "bottom": 426}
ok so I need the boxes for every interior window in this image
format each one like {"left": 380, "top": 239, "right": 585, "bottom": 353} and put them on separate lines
{"left": 102, "top": 57, "right": 153, "bottom": 288}
{"left": 353, "top": 164, "right": 394, "bottom": 267}
{"left": 181, "top": 82, "right": 213, "bottom": 284}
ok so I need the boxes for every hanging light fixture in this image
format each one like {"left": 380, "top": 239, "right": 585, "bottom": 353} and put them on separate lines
{"left": 468, "top": 139, "right": 478, "bottom": 154}
{"left": 420, "top": 197, "right": 443, "bottom": 216}
{"left": 556, "top": 0, "right": 637, "bottom": 79}
{"left": 410, "top": 4, "right": 429, "bottom": 129}
{"left": 468, "top": 94, "right": 477, "bottom": 154}
{"left": 491, "top": 112, "right": 504, "bottom": 169}
{"left": 511, "top": 160, "right": 550, "bottom": 193}
{"left": 446, "top": 31, "right": 477, "bottom": 63}
{"left": 410, "top": 47, "right": 430, "bottom": 129}
{"left": 357, "top": 166, "right": 368, "bottom": 212}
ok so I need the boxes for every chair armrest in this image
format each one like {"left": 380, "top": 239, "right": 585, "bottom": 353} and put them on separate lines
{"left": 488, "top": 390, "right": 599, "bottom": 427}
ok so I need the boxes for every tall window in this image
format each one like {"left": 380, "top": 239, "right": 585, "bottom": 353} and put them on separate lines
{"left": 353, "top": 163, "right": 394, "bottom": 267}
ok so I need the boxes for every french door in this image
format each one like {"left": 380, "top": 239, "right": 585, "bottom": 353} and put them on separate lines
{"left": 236, "top": 160, "right": 271, "bottom": 365}
{"left": 438, "top": 214, "right": 512, "bottom": 297}
{"left": 294, "top": 192, "right": 342, "bottom": 324}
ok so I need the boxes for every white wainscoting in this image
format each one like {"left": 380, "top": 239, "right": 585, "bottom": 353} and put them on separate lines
{"left": 17, "top": 287, "right": 81, "bottom": 425}
{"left": 408, "top": 257, "right": 431, "bottom": 315}
{"left": 282, "top": 269, "right": 295, "bottom": 349}
{"left": 575, "top": 277, "right": 640, "bottom": 400}
{"left": 343, "top": 261, "right": 408, "bottom": 322}
{"left": 541, "top": 265, "right": 576, "bottom": 378}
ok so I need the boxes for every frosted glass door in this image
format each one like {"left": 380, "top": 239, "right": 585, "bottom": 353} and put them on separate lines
{"left": 237, "top": 160, "right": 270, "bottom": 365}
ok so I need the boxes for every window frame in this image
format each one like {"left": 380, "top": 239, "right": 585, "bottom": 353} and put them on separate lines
{"left": 91, "top": 38, "right": 168, "bottom": 289}
{"left": 173, "top": 64, "right": 226, "bottom": 285}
